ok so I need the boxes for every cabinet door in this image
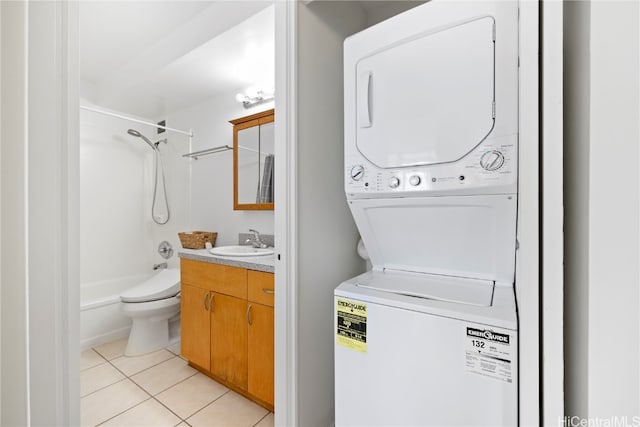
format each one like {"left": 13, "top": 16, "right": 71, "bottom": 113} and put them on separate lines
{"left": 210, "top": 293, "right": 248, "bottom": 389}
{"left": 181, "top": 284, "right": 211, "bottom": 370}
{"left": 247, "top": 270, "right": 274, "bottom": 307}
{"left": 248, "top": 303, "right": 274, "bottom": 406}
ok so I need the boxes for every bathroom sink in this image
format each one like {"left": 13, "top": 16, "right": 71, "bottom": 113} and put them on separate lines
{"left": 208, "top": 245, "right": 274, "bottom": 257}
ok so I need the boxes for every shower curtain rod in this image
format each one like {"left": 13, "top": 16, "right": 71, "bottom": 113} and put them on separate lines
{"left": 80, "top": 105, "right": 194, "bottom": 138}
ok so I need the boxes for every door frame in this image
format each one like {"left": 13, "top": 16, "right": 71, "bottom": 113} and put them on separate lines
{"left": 1, "top": 1, "right": 80, "bottom": 425}
{"left": 274, "top": 1, "right": 298, "bottom": 425}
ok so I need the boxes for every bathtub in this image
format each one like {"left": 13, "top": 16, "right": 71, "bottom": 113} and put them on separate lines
{"left": 80, "top": 273, "right": 151, "bottom": 350}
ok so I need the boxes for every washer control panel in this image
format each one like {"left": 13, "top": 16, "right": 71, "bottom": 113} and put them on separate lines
{"left": 346, "top": 134, "right": 517, "bottom": 196}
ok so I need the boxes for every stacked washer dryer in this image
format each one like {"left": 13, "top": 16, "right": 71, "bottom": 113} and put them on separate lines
{"left": 334, "top": 1, "right": 520, "bottom": 426}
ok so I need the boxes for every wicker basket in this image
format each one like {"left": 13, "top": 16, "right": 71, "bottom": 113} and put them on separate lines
{"left": 178, "top": 231, "right": 218, "bottom": 249}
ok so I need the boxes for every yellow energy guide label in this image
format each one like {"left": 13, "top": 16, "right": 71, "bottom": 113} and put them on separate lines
{"left": 336, "top": 298, "right": 367, "bottom": 353}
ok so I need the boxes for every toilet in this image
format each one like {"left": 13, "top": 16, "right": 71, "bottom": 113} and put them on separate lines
{"left": 120, "top": 268, "right": 181, "bottom": 356}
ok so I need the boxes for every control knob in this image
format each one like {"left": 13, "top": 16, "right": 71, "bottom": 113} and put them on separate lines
{"left": 409, "top": 175, "right": 421, "bottom": 186}
{"left": 388, "top": 177, "right": 400, "bottom": 189}
{"left": 480, "top": 150, "right": 505, "bottom": 171}
{"left": 350, "top": 165, "right": 365, "bottom": 181}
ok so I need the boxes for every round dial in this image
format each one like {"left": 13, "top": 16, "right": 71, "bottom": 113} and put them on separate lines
{"left": 388, "top": 177, "right": 400, "bottom": 188}
{"left": 480, "top": 150, "right": 505, "bottom": 171}
{"left": 350, "top": 165, "right": 365, "bottom": 181}
{"left": 409, "top": 175, "right": 421, "bottom": 186}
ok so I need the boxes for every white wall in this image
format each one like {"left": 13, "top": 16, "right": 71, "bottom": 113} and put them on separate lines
{"left": 363, "top": 1, "right": 425, "bottom": 26}
{"left": 148, "top": 123, "right": 191, "bottom": 270}
{"left": 587, "top": 1, "right": 639, "bottom": 418}
{"left": 0, "top": 3, "right": 29, "bottom": 423}
{"left": 80, "top": 104, "right": 191, "bottom": 287}
{"left": 80, "top": 108, "right": 156, "bottom": 284}
{"left": 564, "top": 0, "right": 640, "bottom": 419}
{"left": 295, "top": 2, "right": 367, "bottom": 425}
{"left": 165, "top": 91, "right": 274, "bottom": 247}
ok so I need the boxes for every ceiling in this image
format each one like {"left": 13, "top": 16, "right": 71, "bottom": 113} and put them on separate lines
{"left": 79, "top": 1, "right": 275, "bottom": 118}
{"left": 78, "top": 1, "right": 424, "bottom": 119}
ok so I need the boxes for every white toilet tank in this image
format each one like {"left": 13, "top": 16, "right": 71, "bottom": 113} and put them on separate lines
{"left": 120, "top": 268, "right": 180, "bottom": 303}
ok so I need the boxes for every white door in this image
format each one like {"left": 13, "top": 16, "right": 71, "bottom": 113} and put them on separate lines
{"left": 355, "top": 17, "right": 495, "bottom": 168}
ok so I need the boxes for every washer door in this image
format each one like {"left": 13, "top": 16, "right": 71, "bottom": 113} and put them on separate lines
{"left": 355, "top": 16, "right": 495, "bottom": 168}
{"left": 349, "top": 194, "right": 517, "bottom": 283}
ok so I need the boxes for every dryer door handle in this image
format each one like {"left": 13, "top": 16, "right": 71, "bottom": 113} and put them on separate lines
{"left": 358, "top": 71, "right": 372, "bottom": 128}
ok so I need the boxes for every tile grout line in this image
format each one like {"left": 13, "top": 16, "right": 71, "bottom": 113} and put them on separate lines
{"left": 80, "top": 349, "right": 110, "bottom": 372}
{"left": 97, "top": 352, "right": 157, "bottom": 426}
{"left": 80, "top": 351, "right": 124, "bottom": 398}
{"left": 140, "top": 371, "right": 200, "bottom": 423}
{"left": 87, "top": 345, "right": 164, "bottom": 426}
{"left": 85, "top": 343, "right": 270, "bottom": 427}
{"left": 91, "top": 353, "right": 185, "bottom": 426}
{"left": 150, "top": 394, "right": 188, "bottom": 426}
{"left": 98, "top": 348, "right": 198, "bottom": 425}
{"left": 108, "top": 350, "right": 177, "bottom": 377}
{"left": 80, "top": 376, "right": 127, "bottom": 400}
{"left": 181, "top": 388, "right": 232, "bottom": 424}
{"left": 94, "top": 397, "right": 154, "bottom": 427}
{"left": 253, "top": 411, "right": 272, "bottom": 427}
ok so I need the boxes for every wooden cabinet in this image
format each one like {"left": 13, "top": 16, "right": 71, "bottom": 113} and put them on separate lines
{"left": 210, "top": 293, "right": 248, "bottom": 388}
{"left": 180, "top": 283, "right": 211, "bottom": 370}
{"left": 247, "top": 271, "right": 275, "bottom": 406}
{"left": 180, "top": 259, "right": 274, "bottom": 410}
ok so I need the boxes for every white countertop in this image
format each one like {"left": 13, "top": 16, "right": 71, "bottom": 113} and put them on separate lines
{"left": 178, "top": 248, "right": 275, "bottom": 273}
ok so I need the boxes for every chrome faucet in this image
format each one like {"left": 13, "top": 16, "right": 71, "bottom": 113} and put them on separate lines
{"left": 153, "top": 262, "right": 168, "bottom": 270}
{"left": 246, "top": 229, "right": 268, "bottom": 248}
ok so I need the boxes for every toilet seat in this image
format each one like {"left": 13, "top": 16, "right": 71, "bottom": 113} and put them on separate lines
{"left": 120, "top": 268, "right": 180, "bottom": 303}
{"left": 120, "top": 294, "right": 181, "bottom": 317}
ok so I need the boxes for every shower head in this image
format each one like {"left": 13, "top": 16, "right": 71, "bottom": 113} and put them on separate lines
{"left": 127, "top": 129, "right": 157, "bottom": 150}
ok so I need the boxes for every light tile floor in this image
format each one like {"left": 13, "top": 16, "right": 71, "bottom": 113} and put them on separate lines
{"left": 81, "top": 338, "right": 273, "bottom": 427}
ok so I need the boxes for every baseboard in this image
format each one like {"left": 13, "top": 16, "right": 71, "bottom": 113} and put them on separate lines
{"left": 80, "top": 326, "right": 131, "bottom": 351}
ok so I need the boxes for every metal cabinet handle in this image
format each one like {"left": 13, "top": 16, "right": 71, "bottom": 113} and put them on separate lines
{"left": 246, "top": 304, "right": 253, "bottom": 326}
{"left": 203, "top": 291, "right": 214, "bottom": 312}
{"left": 262, "top": 288, "right": 275, "bottom": 295}
{"left": 202, "top": 292, "right": 209, "bottom": 310}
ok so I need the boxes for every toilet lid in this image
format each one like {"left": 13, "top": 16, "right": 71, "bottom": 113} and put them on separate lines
{"left": 120, "top": 268, "right": 181, "bottom": 303}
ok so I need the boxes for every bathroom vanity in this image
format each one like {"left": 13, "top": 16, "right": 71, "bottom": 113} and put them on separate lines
{"left": 178, "top": 250, "right": 274, "bottom": 410}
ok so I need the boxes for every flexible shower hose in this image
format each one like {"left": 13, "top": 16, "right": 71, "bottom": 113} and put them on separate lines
{"left": 152, "top": 148, "right": 170, "bottom": 225}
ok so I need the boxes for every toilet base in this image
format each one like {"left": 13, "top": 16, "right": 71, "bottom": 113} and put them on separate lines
{"left": 125, "top": 317, "right": 171, "bottom": 356}
{"left": 121, "top": 296, "right": 181, "bottom": 356}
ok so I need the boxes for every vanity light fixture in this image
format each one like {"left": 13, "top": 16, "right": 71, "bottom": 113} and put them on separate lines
{"left": 235, "top": 86, "right": 274, "bottom": 109}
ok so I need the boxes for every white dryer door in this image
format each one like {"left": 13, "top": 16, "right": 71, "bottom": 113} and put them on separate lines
{"left": 355, "top": 16, "right": 495, "bottom": 168}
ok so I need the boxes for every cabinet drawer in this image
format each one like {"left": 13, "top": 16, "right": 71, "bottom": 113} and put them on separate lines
{"left": 181, "top": 259, "right": 247, "bottom": 299}
{"left": 248, "top": 271, "right": 274, "bottom": 307}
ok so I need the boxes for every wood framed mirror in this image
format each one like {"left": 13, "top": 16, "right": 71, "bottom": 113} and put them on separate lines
{"left": 231, "top": 109, "right": 275, "bottom": 210}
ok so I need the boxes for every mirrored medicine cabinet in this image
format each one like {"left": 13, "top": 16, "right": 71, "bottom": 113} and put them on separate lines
{"left": 231, "top": 109, "right": 275, "bottom": 210}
